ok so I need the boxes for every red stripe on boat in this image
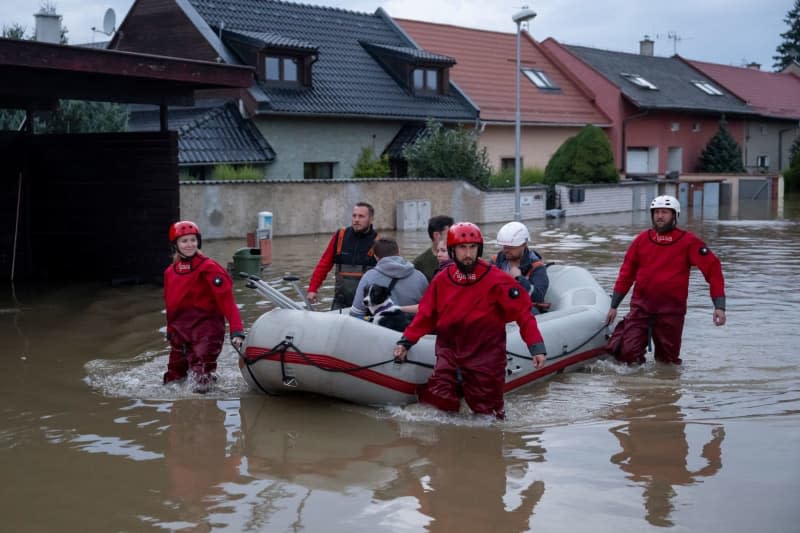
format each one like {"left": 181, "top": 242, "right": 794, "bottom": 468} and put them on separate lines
{"left": 244, "top": 346, "right": 418, "bottom": 395}
{"left": 504, "top": 347, "right": 607, "bottom": 392}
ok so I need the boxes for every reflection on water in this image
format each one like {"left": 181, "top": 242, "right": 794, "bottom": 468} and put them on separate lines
{"left": 607, "top": 374, "right": 725, "bottom": 527}
{"left": 1, "top": 194, "right": 799, "bottom": 531}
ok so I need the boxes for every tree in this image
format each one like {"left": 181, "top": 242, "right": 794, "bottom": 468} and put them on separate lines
{"left": 403, "top": 119, "right": 491, "bottom": 186}
{"left": 697, "top": 120, "right": 746, "bottom": 173}
{"left": 783, "top": 135, "right": 800, "bottom": 192}
{"left": 774, "top": 0, "right": 800, "bottom": 71}
{"left": 544, "top": 124, "right": 618, "bottom": 185}
{"left": 2, "top": 23, "right": 27, "bottom": 39}
{"left": 352, "top": 146, "right": 390, "bottom": 178}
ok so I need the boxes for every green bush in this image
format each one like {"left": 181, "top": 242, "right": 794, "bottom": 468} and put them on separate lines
{"left": 403, "top": 119, "right": 491, "bottom": 187}
{"left": 352, "top": 146, "right": 390, "bottom": 178}
{"left": 488, "top": 167, "right": 545, "bottom": 188}
{"left": 211, "top": 164, "right": 263, "bottom": 180}
{"left": 544, "top": 124, "right": 618, "bottom": 184}
{"left": 697, "top": 120, "right": 745, "bottom": 172}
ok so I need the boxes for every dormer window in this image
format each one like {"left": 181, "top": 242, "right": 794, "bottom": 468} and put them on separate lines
{"left": 621, "top": 73, "right": 658, "bottom": 90}
{"left": 523, "top": 68, "right": 559, "bottom": 90}
{"left": 360, "top": 41, "right": 454, "bottom": 97}
{"left": 220, "top": 29, "right": 318, "bottom": 88}
{"left": 414, "top": 68, "right": 440, "bottom": 94}
{"left": 265, "top": 55, "right": 299, "bottom": 83}
{"left": 692, "top": 81, "right": 723, "bottom": 96}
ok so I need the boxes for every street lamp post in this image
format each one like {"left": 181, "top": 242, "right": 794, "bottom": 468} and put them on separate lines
{"left": 512, "top": 6, "right": 537, "bottom": 222}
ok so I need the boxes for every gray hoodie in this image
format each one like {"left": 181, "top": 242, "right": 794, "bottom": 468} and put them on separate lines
{"left": 349, "top": 256, "right": 429, "bottom": 318}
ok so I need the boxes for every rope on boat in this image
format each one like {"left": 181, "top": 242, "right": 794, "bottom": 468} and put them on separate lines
{"left": 506, "top": 323, "right": 610, "bottom": 362}
{"left": 238, "top": 336, "right": 435, "bottom": 392}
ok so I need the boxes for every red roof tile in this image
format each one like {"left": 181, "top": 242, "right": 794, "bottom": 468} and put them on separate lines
{"left": 686, "top": 59, "right": 800, "bottom": 120}
{"left": 397, "top": 18, "right": 610, "bottom": 125}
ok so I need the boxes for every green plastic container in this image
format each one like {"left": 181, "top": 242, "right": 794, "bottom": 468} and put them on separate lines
{"left": 232, "top": 247, "right": 262, "bottom": 276}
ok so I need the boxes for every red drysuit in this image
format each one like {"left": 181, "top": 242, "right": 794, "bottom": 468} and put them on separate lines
{"left": 163, "top": 253, "right": 244, "bottom": 384}
{"left": 401, "top": 259, "right": 546, "bottom": 418}
{"left": 608, "top": 228, "right": 725, "bottom": 364}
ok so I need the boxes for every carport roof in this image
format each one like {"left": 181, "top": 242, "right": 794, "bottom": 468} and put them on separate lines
{"left": 0, "top": 37, "right": 254, "bottom": 110}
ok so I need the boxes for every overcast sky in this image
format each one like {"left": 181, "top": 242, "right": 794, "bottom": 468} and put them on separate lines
{"left": 1, "top": 0, "right": 792, "bottom": 71}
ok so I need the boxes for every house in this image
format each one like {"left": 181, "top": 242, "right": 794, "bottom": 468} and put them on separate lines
{"left": 110, "top": 0, "right": 478, "bottom": 180}
{"left": 682, "top": 59, "right": 800, "bottom": 174}
{"left": 128, "top": 100, "right": 276, "bottom": 180}
{"left": 396, "top": 18, "right": 611, "bottom": 173}
{"left": 542, "top": 37, "right": 755, "bottom": 176}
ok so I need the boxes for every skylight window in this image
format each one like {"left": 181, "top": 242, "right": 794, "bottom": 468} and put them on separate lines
{"left": 692, "top": 81, "right": 723, "bottom": 96}
{"left": 523, "top": 68, "right": 559, "bottom": 90}
{"left": 620, "top": 73, "right": 658, "bottom": 90}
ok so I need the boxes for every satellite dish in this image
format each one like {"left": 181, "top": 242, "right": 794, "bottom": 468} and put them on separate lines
{"left": 102, "top": 8, "right": 116, "bottom": 35}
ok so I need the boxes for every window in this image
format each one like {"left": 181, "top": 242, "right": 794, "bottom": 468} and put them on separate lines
{"left": 304, "top": 162, "right": 335, "bottom": 179}
{"left": 522, "top": 68, "right": 559, "bottom": 90}
{"left": 620, "top": 73, "right": 658, "bottom": 90}
{"left": 670, "top": 122, "right": 680, "bottom": 132}
{"left": 501, "top": 157, "right": 521, "bottom": 170}
{"left": 264, "top": 55, "right": 300, "bottom": 84}
{"left": 692, "top": 123, "right": 701, "bottom": 133}
{"left": 756, "top": 155, "right": 769, "bottom": 168}
{"left": 413, "top": 68, "right": 440, "bottom": 94}
{"left": 692, "top": 81, "right": 723, "bottom": 96}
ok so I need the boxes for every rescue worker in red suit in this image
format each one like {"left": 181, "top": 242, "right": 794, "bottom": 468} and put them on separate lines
{"left": 164, "top": 221, "right": 245, "bottom": 392}
{"left": 605, "top": 195, "right": 726, "bottom": 365}
{"left": 307, "top": 202, "right": 379, "bottom": 310}
{"left": 393, "top": 222, "right": 547, "bottom": 419}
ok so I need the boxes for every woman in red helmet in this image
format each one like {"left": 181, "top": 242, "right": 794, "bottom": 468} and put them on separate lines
{"left": 393, "top": 222, "right": 546, "bottom": 419}
{"left": 163, "top": 221, "right": 245, "bottom": 392}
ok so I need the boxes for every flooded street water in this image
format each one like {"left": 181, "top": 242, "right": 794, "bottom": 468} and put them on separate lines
{"left": 2, "top": 197, "right": 799, "bottom": 532}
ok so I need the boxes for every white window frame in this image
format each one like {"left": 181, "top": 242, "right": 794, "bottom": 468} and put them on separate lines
{"left": 522, "top": 68, "right": 559, "bottom": 90}
{"left": 692, "top": 80, "right": 723, "bottom": 96}
{"left": 620, "top": 72, "right": 658, "bottom": 90}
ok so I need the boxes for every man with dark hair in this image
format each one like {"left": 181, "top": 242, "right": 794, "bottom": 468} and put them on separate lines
{"left": 413, "top": 215, "right": 454, "bottom": 281}
{"left": 394, "top": 222, "right": 546, "bottom": 419}
{"left": 307, "top": 202, "right": 378, "bottom": 309}
{"left": 349, "top": 238, "right": 428, "bottom": 319}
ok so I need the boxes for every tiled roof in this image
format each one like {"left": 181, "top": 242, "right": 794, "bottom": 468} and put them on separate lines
{"left": 223, "top": 29, "right": 318, "bottom": 51}
{"left": 186, "top": 0, "right": 477, "bottom": 121}
{"left": 685, "top": 59, "right": 800, "bottom": 120}
{"left": 361, "top": 42, "right": 455, "bottom": 64}
{"left": 397, "top": 19, "right": 611, "bottom": 126}
{"left": 128, "top": 101, "right": 275, "bottom": 165}
{"left": 565, "top": 45, "right": 753, "bottom": 116}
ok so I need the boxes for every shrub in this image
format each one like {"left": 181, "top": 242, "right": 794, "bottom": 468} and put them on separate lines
{"left": 403, "top": 119, "right": 491, "bottom": 187}
{"left": 211, "top": 164, "right": 263, "bottom": 180}
{"left": 488, "top": 167, "right": 545, "bottom": 188}
{"left": 352, "top": 146, "right": 390, "bottom": 178}
{"left": 783, "top": 135, "right": 800, "bottom": 192}
{"left": 544, "top": 125, "right": 618, "bottom": 185}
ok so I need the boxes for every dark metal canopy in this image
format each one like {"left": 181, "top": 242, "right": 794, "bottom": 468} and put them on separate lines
{"left": 0, "top": 37, "right": 254, "bottom": 110}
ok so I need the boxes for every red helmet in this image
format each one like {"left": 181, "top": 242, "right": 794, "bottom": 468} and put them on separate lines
{"left": 169, "top": 220, "right": 202, "bottom": 247}
{"left": 447, "top": 222, "right": 483, "bottom": 257}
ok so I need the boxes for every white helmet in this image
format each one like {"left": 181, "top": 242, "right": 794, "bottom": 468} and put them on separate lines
{"left": 496, "top": 221, "right": 530, "bottom": 247}
{"left": 650, "top": 195, "right": 680, "bottom": 216}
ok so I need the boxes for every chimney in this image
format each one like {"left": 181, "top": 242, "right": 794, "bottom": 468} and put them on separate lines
{"left": 34, "top": 12, "right": 62, "bottom": 43}
{"left": 639, "top": 35, "right": 654, "bottom": 56}
{"left": 746, "top": 62, "right": 761, "bottom": 71}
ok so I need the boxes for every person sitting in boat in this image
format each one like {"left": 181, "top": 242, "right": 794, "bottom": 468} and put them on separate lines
{"left": 393, "top": 222, "right": 547, "bottom": 419}
{"left": 413, "top": 215, "right": 454, "bottom": 281}
{"left": 163, "top": 221, "right": 244, "bottom": 393}
{"left": 491, "top": 221, "right": 550, "bottom": 315}
{"left": 349, "top": 238, "right": 429, "bottom": 320}
{"left": 307, "top": 202, "right": 379, "bottom": 310}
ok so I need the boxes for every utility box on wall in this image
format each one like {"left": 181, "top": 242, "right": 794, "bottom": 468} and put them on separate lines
{"left": 396, "top": 199, "right": 431, "bottom": 231}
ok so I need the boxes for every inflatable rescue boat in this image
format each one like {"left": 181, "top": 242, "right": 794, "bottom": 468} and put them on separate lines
{"left": 240, "top": 264, "right": 611, "bottom": 406}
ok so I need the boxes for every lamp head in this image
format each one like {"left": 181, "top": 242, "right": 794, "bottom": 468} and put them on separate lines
{"left": 512, "top": 6, "right": 537, "bottom": 24}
